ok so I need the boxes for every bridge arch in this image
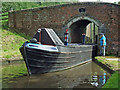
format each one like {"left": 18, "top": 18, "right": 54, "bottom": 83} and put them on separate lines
{"left": 63, "top": 14, "right": 107, "bottom": 44}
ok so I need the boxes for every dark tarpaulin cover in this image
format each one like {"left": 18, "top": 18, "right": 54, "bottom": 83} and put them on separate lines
{"left": 33, "top": 28, "right": 64, "bottom": 46}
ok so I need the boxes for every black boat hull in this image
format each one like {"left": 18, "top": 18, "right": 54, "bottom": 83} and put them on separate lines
{"left": 20, "top": 42, "right": 96, "bottom": 75}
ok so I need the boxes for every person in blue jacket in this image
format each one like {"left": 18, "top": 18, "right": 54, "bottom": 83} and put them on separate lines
{"left": 100, "top": 33, "right": 106, "bottom": 56}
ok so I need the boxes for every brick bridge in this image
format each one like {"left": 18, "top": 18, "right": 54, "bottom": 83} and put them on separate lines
{"left": 8, "top": 2, "right": 120, "bottom": 56}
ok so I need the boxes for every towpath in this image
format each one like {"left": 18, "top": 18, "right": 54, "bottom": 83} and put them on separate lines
{"left": 105, "top": 58, "right": 120, "bottom": 61}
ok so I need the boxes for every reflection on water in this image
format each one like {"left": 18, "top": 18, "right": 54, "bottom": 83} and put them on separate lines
{"left": 7, "top": 61, "right": 110, "bottom": 88}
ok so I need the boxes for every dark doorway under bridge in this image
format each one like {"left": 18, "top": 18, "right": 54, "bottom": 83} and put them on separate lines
{"left": 69, "top": 19, "right": 99, "bottom": 45}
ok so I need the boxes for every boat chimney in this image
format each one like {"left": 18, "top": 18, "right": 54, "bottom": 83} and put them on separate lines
{"left": 64, "top": 29, "right": 69, "bottom": 46}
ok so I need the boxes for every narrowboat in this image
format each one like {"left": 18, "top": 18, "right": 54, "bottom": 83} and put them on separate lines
{"left": 20, "top": 28, "right": 96, "bottom": 75}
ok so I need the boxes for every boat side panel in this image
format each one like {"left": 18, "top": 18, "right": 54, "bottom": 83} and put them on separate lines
{"left": 25, "top": 45, "right": 94, "bottom": 74}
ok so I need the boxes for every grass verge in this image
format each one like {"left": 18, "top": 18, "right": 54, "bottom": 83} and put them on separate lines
{"left": 95, "top": 56, "right": 120, "bottom": 71}
{"left": 102, "top": 71, "right": 119, "bottom": 88}
{"left": 2, "top": 28, "right": 30, "bottom": 88}
{"left": 95, "top": 56, "right": 120, "bottom": 89}
{"left": 2, "top": 63, "right": 28, "bottom": 88}
{"left": 2, "top": 28, "right": 31, "bottom": 59}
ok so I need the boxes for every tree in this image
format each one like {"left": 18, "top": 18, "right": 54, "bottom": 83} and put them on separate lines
{"left": 2, "top": 2, "right": 67, "bottom": 12}
{"left": 118, "top": 1, "right": 120, "bottom": 5}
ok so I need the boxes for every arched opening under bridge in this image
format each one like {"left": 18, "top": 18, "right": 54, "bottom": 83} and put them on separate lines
{"left": 64, "top": 15, "right": 106, "bottom": 45}
{"left": 70, "top": 20, "right": 98, "bottom": 44}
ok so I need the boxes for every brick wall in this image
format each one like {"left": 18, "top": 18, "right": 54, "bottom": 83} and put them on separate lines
{"left": 8, "top": 2, "right": 120, "bottom": 56}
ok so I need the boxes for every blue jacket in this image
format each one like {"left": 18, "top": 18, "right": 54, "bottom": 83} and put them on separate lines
{"left": 100, "top": 35, "right": 106, "bottom": 46}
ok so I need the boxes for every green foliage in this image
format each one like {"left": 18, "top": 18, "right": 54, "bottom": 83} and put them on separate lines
{"left": 102, "top": 71, "right": 119, "bottom": 88}
{"left": 118, "top": 1, "right": 120, "bottom": 5}
{"left": 2, "top": 2, "right": 39, "bottom": 11}
{"left": 2, "top": 2, "right": 67, "bottom": 12}
{"left": 40, "top": 2, "right": 67, "bottom": 7}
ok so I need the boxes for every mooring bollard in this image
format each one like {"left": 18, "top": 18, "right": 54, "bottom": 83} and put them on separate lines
{"left": 64, "top": 29, "right": 69, "bottom": 46}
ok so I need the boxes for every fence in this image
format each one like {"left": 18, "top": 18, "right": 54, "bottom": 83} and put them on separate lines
{"left": 0, "top": 11, "right": 8, "bottom": 24}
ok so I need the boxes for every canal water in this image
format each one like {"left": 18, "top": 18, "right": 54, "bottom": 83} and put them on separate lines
{"left": 5, "top": 61, "right": 111, "bottom": 88}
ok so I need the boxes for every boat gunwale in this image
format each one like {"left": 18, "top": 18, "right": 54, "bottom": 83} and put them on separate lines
{"left": 26, "top": 47, "right": 93, "bottom": 54}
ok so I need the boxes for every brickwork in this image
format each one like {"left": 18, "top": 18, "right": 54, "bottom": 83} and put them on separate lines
{"left": 8, "top": 2, "right": 120, "bottom": 56}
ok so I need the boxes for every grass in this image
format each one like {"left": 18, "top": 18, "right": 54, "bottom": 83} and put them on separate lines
{"left": 102, "top": 71, "right": 119, "bottom": 88}
{"left": 95, "top": 56, "right": 120, "bottom": 71}
{"left": 105, "top": 56, "right": 120, "bottom": 58}
{"left": 2, "top": 63, "right": 28, "bottom": 79}
{"left": 2, "top": 63, "right": 28, "bottom": 88}
{"left": 2, "top": 28, "right": 31, "bottom": 59}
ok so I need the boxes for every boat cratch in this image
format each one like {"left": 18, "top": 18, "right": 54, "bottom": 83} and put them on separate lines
{"left": 20, "top": 28, "right": 97, "bottom": 75}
